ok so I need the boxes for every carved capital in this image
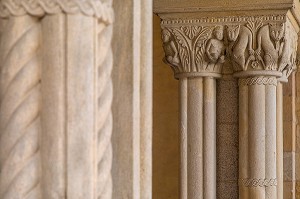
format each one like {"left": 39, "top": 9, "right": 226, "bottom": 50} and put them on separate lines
{"left": 225, "top": 15, "right": 298, "bottom": 80}
{"left": 161, "top": 22, "right": 225, "bottom": 78}
{"left": 161, "top": 14, "right": 300, "bottom": 80}
{"left": 0, "top": 0, "right": 114, "bottom": 23}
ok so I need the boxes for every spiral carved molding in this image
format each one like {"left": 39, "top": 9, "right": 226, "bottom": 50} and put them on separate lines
{"left": 0, "top": 0, "right": 114, "bottom": 24}
{"left": 0, "top": 16, "right": 42, "bottom": 199}
{"left": 97, "top": 18, "right": 113, "bottom": 198}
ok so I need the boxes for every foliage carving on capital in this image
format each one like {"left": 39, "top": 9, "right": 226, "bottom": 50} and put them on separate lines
{"left": 0, "top": 0, "right": 114, "bottom": 23}
{"left": 161, "top": 25, "right": 225, "bottom": 76}
{"left": 161, "top": 15, "right": 299, "bottom": 79}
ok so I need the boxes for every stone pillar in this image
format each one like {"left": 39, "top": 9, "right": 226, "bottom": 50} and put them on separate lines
{"left": 277, "top": 81, "right": 284, "bottom": 199}
{"left": 156, "top": 5, "right": 300, "bottom": 197}
{"left": 160, "top": 22, "right": 225, "bottom": 199}
{"left": 229, "top": 17, "right": 299, "bottom": 199}
{"left": 276, "top": 74, "right": 290, "bottom": 199}
{"left": 0, "top": 0, "right": 114, "bottom": 198}
{"left": 238, "top": 74, "right": 278, "bottom": 198}
{"left": 0, "top": 14, "right": 42, "bottom": 199}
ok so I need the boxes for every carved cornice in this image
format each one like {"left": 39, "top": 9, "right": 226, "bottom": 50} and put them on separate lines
{"left": 161, "top": 14, "right": 299, "bottom": 79}
{"left": 239, "top": 178, "right": 277, "bottom": 187}
{"left": 0, "top": 0, "right": 114, "bottom": 23}
{"left": 161, "top": 15, "right": 286, "bottom": 26}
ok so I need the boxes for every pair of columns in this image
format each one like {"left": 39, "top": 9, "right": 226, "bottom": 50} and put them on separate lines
{"left": 160, "top": 13, "right": 299, "bottom": 198}
{"left": 0, "top": 0, "right": 114, "bottom": 198}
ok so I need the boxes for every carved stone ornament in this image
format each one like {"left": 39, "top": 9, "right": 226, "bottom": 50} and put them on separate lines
{"left": 238, "top": 76, "right": 278, "bottom": 87}
{"left": 161, "top": 15, "right": 299, "bottom": 79}
{"left": 239, "top": 178, "right": 277, "bottom": 187}
{"left": 0, "top": 0, "right": 114, "bottom": 23}
{"left": 161, "top": 25, "right": 225, "bottom": 78}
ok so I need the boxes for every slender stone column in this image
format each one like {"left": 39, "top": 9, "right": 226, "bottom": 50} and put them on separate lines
{"left": 181, "top": 75, "right": 218, "bottom": 199}
{"left": 179, "top": 78, "right": 187, "bottom": 199}
{"left": 203, "top": 77, "right": 217, "bottom": 198}
{"left": 157, "top": 5, "right": 300, "bottom": 198}
{"left": 237, "top": 74, "right": 293, "bottom": 199}
{"left": 239, "top": 79, "right": 249, "bottom": 199}
{"left": 276, "top": 73, "right": 294, "bottom": 199}
{"left": 160, "top": 23, "right": 224, "bottom": 199}
{"left": 229, "top": 17, "right": 299, "bottom": 199}
{"left": 238, "top": 75, "right": 278, "bottom": 198}
{"left": 276, "top": 81, "right": 283, "bottom": 199}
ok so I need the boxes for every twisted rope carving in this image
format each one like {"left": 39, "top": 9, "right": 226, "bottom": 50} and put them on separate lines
{"left": 0, "top": 16, "right": 41, "bottom": 198}
{"left": 239, "top": 76, "right": 278, "bottom": 86}
{"left": 239, "top": 178, "right": 277, "bottom": 187}
{"left": 0, "top": 0, "right": 114, "bottom": 24}
{"left": 97, "top": 18, "right": 113, "bottom": 198}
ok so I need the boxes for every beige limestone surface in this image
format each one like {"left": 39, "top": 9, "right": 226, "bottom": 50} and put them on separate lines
{"left": 0, "top": 0, "right": 153, "bottom": 198}
{"left": 112, "top": 0, "right": 153, "bottom": 198}
{"left": 0, "top": 1, "right": 115, "bottom": 197}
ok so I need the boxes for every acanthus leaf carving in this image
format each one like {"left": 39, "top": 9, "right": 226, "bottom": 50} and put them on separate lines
{"left": 161, "top": 15, "right": 299, "bottom": 79}
{"left": 161, "top": 24, "right": 225, "bottom": 77}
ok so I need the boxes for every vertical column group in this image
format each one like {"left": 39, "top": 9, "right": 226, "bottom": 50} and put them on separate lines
{"left": 238, "top": 76, "right": 278, "bottom": 199}
{"left": 160, "top": 21, "right": 224, "bottom": 199}
{"left": 158, "top": 7, "right": 300, "bottom": 199}
{"left": 178, "top": 76, "right": 217, "bottom": 199}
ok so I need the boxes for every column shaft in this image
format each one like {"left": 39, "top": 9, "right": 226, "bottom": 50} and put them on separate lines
{"left": 248, "top": 83, "right": 266, "bottom": 198}
{"left": 179, "top": 78, "right": 187, "bottom": 199}
{"left": 239, "top": 77, "right": 278, "bottom": 199}
{"left": 239, "top": 83, "right": 249, "bottom": 199}
{"left": 203, "top": 77, "right": 216, "bottom": 199}
{"left": 66, "top": 15, "right": 97, "bottom": 199}
{"left": 187, "top": 77, "right": 203, "bottom": 199}
{"left": 96, "top": 20, "right": 113, "bottom": 199}
{"left": 42, "top": 13, "right": 113, "bottom": 199}
{"left": 41, "top": 14, "right": 66, "bottom": 198}
{"left": 277, "top": 82, "right": 283, "bottom": 199}
{"left": 0, "top": 16, "right": 42, "bottom": 199}
{"left": 265, "top": 84, "right": 277, "bottom": 198}
{"left": 186, "top": 77, "right": 216, "bottom": 199}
